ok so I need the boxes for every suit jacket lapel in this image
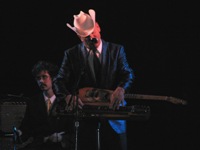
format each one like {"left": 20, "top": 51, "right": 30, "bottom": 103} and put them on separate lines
{"left": 100, "top": 40, "right": 109, "bottom": 86}
{"left": 38, "top": 94, "right": 49, "bottom": 116}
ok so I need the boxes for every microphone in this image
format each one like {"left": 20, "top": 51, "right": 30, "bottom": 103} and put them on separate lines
{"left": 85, "top": 36, "right": 98, "bottom": 44}
{"left": 85, "top": 36, "right": 98, "bottom": 53}
{"left": 91, "top": 38, "right": 98, "bottom": 43}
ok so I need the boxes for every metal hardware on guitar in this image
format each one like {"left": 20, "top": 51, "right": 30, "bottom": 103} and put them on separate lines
{"left": 58, "top": 105, "right": 151, "bottom": 121}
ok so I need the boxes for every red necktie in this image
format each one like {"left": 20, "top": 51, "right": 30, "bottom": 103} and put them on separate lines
{"left": 46, "top": 99, "right": 51, "bottom": 113}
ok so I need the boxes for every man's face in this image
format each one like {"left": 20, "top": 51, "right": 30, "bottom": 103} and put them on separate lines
{"left": 35, "top": 70, "right": 52, "bottom": 91}
{"left": 80, "top": 23, "right": 101, "bottom": 49}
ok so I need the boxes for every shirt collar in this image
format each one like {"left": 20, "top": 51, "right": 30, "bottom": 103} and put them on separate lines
{"left": 97, "top": 39, "right": 102, "bottom": 54}
{"left": 44, "top": 94, "right": 56, "bottom": 104}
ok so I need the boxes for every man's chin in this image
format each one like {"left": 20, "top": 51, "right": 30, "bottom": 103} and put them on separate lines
{"left": 40, "top": 86, "right": 46, "bottom": 91}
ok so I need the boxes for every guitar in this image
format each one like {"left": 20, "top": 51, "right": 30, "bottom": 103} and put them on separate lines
{"left": 78, "top": 87, "right": 188, "bottom": 105}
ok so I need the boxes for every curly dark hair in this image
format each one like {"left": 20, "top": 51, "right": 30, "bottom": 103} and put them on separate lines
{"left": 32, "top": 61, "right": 58, "bottom": 79}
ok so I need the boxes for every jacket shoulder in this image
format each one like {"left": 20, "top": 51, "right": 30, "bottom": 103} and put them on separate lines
{"left": 103, "top": 40, "right": 124, "bottom": 50}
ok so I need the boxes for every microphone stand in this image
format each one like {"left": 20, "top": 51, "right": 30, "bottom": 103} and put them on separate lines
{"left": 13, "top": 126, "right": 17, "bottom": 150}
{"left": 71, "top": 69, "right": 84, "bottom": 150}
{"left": 85, "top": 37, "right": 102, "bottom": 150}
{"left": 67, "top": 36, "right": 98, "bottom": 150}
{"left": 71, "top": 38, "right": 94, "bottom": 150}
{"left": 12, "top": 126, "right": 22, "bottom": 150}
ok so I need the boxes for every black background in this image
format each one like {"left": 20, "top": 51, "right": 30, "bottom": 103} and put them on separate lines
{"left": 1, "top": 0, "right": 199, "bottom": 149}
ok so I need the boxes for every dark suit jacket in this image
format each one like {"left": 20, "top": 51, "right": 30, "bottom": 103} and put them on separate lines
{"left": 19, "top": 93, "right": 75, "bottom": 149}
{"left": 53, "top": 39, "right": 134, "bottom": 98}
{"left": 52, "top": 39, "right": 134, "bottom": 150}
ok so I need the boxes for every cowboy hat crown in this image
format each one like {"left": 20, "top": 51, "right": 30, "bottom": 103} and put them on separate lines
{"left": 66, "top": 9, "right": 96, "bottom": 37}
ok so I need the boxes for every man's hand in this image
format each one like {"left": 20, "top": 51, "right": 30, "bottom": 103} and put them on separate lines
{"left": 109, "top": 87, "right": 125, "bottom": 110}
{"left": 65, "top": 95, "right": 84, "bottom": 111}
{"left": 44, "top": 132, "right": 65, "bottom": 143}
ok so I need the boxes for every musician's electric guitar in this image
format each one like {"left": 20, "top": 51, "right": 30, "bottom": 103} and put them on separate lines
{"left": 78, "top": 87, "right": 187, "bottom": 105}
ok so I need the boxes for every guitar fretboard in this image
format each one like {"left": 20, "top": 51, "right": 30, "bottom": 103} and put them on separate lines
{"left": 125, "top": 94, "right": 187, "bottom": 105}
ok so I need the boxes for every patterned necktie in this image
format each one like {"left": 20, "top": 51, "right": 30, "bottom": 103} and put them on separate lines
{"left": 46, "top": 99, "right": 51, "bottom": 113}
{"left": 93, "top": 50, "right": 101, "bottom": 78}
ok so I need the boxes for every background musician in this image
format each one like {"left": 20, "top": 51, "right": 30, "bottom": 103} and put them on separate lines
{"left": 16, "top": 61, "right": 75, "bottom": 150}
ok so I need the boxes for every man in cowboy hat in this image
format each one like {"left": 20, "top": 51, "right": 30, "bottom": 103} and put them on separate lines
{"left": 53, "top": 9, "right": 134, "bottom": 150}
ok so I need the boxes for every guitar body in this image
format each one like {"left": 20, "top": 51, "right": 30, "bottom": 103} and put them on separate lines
{"left": 79, "top": 87, "right": 113, "bottom": 104}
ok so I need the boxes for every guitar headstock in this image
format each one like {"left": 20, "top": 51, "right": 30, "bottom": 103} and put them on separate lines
{"left": 167, "top": 96, "right": 188, "bottom": 105}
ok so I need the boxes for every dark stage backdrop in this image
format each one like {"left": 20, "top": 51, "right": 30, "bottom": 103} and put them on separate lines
{"left": 1, "top": 1, "right": 199, "bottom": 149}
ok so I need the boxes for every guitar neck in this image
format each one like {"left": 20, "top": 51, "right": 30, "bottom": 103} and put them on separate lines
{"left": 125, "top": 94, "right": 187, "bottom": 105}
{"left": 125, "top": 94, "right": 169, "bottom": 100}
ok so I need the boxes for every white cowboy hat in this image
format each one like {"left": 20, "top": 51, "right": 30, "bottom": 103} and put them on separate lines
{"left": 66, "top": 9, "right": 96, "bottom": 37}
